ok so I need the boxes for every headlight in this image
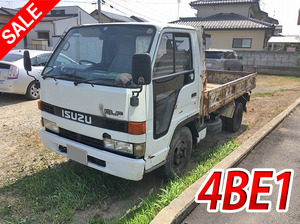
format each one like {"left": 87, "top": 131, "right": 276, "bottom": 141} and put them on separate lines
{"left": 42, "top": 118, "right": 59, "bottom": 133}
{"left": 104, "top": 138, "right": 133, "bottom": 154}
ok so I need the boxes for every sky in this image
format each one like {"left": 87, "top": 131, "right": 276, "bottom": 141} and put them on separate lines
{"left": 0, "top": 0, "right": 299, "bottom": 35}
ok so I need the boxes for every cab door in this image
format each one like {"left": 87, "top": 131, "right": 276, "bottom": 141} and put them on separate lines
{"left": 144, "top": 30, "right": 199, "bottom": 170}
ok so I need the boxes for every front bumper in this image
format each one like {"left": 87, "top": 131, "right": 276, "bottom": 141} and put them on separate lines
{"left": 40, "top": 129, "right": 145, "bottom": 181}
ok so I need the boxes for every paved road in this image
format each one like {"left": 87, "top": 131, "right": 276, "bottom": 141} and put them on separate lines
{"left": 182, "top": 106, "right": 300, "bottom": 224}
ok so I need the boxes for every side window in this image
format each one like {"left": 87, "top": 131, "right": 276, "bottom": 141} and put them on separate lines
{"left": 35, "top": 54, "right": 51, "bottom": 66}
{"left": 153, "top": 33, "right": 192, "bottom": 78}
{"left": 153, "top": 33, "right": 174, "bottom": 77}
{"left": 224, "top": 52, "right": 235, "bottom": 59}
{"left": 30, "top": 57, "right": 37, "bottom": 66}
{"left": 174, "top": 33, "right": 192, "bottom": 72}
{"left": 153, "top": 32, "right": 194, "bottom": 139}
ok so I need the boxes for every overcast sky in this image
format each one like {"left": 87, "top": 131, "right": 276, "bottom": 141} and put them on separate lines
{"left": 1, "top": 0, "right": 299, "bottom": 35}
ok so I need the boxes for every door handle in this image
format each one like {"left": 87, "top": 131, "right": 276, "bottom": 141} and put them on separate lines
{"left": 191, "top": 92, "right": 197, "bottom": 98}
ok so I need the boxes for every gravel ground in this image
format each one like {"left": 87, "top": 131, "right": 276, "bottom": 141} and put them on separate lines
{"left": 0, "top": 75, "right": 299, "bottom": 222}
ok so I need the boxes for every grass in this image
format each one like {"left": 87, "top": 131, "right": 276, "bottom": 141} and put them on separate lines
{"left": 251, "top": 91, "right": 274, "bottom": 98}
{"left": 285, "top": 76, "right": 300, "bottom": 83}
{"left": 0, "top": 161, "right": 131, "bottom": 223}
{"left": 91, "top": 139, "right": 239, "bottom": 224}
{"left": 0, "top": 140, "right": 239, "bottom": 224}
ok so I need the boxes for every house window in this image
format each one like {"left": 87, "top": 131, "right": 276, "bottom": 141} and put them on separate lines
{"left": 232, "top": 38, "right": 252, "bottom": 48}
{"left": 37, "top": 31, "right": 50, "bottom": 46}
{"left": 51, "top": 10, "right": 65, "bottom": 16}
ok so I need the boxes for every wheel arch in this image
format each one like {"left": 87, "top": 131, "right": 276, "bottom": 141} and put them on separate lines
{"left": 172, "top": 116, "right": 199, "bottom": 145}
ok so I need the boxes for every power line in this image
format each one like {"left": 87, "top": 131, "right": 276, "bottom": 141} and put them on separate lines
{"left": 121, "top": 0, "right": 168, "bottom": 21}
{"left": 105, "top": 0, "right": 162, "bottom": 22}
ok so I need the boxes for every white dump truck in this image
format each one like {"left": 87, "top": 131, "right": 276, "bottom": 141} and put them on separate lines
{"left": 26, "top": 23, "right": 256, "bottom": 181}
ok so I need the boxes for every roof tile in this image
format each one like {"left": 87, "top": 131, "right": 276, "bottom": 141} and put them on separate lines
{"left": 172, "top": 13, "right": 274, "bottom": 30}
{"left": 190, "top": 0, "right": 257, "bottom": 6}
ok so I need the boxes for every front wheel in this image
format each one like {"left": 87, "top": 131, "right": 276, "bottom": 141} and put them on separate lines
{"left": 161, "top": 126, "right": 192, "bottom": 179}
{"left": 25, "top": 81, "right": 40, "bottom": 100}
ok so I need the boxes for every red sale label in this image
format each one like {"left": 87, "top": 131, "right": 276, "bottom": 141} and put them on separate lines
{"left": 0, "top": 0, "right": 61, "bottom": 60}
{"left": 195, "top": 168, "right": 294, "bottom": 213}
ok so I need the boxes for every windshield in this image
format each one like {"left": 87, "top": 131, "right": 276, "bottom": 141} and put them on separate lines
{"left": 2, "top": 54, "right": 23, "bottom": 62}
{"left": 43, "top": 25, "right": 156, "bottom": 87}
{"left": 205, "top": 51, "right": 224, "bottom": 59}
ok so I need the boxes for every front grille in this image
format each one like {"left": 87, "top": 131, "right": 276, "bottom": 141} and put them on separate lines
{"left": 59, "top": 128, "right": 105, "bottom": 150}
{"left": 43, "top": 102, "right": 55, "bottom": 114}
{"left": 45, "top": 128, "right": 135, "bottom": 159}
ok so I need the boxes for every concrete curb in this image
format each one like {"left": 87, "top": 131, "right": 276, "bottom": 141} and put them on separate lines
{"left": 151, "top": 97, "right": 300, "bottom": 224}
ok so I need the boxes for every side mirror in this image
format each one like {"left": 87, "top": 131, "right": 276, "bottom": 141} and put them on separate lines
{"left": 132, "top": 53, "right": 151, "bottom": 85}
{"left": 24, "top": 50, "right": 32, "bottom": 72}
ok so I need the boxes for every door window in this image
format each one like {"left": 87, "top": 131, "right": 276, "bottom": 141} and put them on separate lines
{"left": 153, "top": 32, "right": 193, "bottom": 139}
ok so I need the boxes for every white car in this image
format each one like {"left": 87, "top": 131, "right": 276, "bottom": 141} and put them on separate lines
{"left": 0, "top": 49, "right": 52, "bottom": 100}
{"left": 205, "top": 49, "right": 244, "bottom": 71}
{"left": 0, "top": 49, "right": 76, "bottom": 99}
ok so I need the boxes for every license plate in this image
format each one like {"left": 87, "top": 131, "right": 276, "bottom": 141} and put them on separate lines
{"left": 67, "top": 144, "right": 87, "bottom": 165}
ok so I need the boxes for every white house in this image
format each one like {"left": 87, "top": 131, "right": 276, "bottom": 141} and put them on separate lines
{"left": 26, "top": 6, "right": 98, "bottom": 50}
{"left": 173, "top": 0, "right": 280, "bottom": 51}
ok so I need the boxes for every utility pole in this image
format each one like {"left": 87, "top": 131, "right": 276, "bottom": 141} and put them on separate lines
{"left": 177, "top": 0, "right": 181, "bottom": 20}
{"left": 98, "top": 0, "right": 101, "bottom": 23}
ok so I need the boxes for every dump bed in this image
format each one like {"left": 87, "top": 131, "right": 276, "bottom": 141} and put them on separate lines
{"left": 202, "top": 70, "right": 257, "bottom": 115}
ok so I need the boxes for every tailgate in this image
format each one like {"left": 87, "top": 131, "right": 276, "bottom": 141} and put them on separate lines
{"left": 0, "top": 63, "right": 11, "bottom": 81}
{"left": 203, "top": 70, "right": 257, "bottom": 115}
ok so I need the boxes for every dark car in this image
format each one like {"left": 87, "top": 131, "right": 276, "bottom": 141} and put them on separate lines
{"left": 205, "top": 49, "right": 243, "bottom": 71}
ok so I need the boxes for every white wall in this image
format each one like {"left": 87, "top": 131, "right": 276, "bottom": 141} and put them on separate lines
{"left": 54, "top": 10, "right": 97, "bottom": 35}
{"left": 206, "top": 29, "right": 266, "bottom": 51}
{"left": 26, "top": 22, "right": 54, "bottom": 49}
{"left": 25, "top": 7, "right": 97, "bottom": 50}
{"left": 194, "top": 4, "right": 251, "bottom": 18}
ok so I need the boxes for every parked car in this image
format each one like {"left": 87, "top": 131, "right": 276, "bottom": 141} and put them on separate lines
{"left": 205, "top": 49, "right": 244, "bottom": 71}
{"left": 0, "top": 49, "right": 75, "bottom": 100}
{"left": 0, "top": 49, "right": 51, "bottom": 99}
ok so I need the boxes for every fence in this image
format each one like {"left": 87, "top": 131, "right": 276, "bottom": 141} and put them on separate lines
{"left": 236, "top": 51, "right": 300, "bottom": 76}
{"left": 26, "top": 44, "right": 51, "bottom": 51}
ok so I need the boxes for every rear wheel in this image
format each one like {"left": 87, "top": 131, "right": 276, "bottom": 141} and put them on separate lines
{"left": 226, "top": 102, "right": 243, "bottom": 132}
{"left": 25, "top": 81, "right": 40, "bottom": 100}
{"left": 161, "top": 126, "right": 192, "bottom": 179}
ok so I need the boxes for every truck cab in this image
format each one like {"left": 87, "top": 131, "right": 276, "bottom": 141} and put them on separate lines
{"left": 38, "top": 23, "right": 255, "bottom": 181}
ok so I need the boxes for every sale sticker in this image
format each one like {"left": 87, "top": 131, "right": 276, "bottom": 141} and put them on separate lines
{"left": 0, "top": 0, "right": 61, "bottom": 60}
{"left": 195, "top": 168, "right": 294, "bottom": 213}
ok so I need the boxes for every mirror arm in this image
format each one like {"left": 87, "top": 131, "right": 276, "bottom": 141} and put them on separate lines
{"left": 130, "top": 85, "right": 143, "bottom": 107}
{"left": 26, "top": 71, "right": 40, "bottom": 88}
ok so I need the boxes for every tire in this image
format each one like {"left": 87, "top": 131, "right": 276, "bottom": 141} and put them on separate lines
{"left": 226, "top": 102, "right": 243, "bottom": 133}
{"left": 25, "top": 81, "right": 40, "bottom": 100}
{"left": 161, "top": 126, "right": 192, "bottom": 179}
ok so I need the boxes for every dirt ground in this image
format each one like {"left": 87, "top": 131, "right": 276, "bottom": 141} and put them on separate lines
{"left": 0, "top": 75, "right": 299, "bottom": 220}
{"left": 0, "top": 75, "right": 300, "bottom": 186}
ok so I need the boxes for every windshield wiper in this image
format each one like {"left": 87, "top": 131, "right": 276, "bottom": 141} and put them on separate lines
{"left": 42, "top": 74, "right": 60, "bottom": 81}
{"left": 73, "top": 77, "right": 115, "bottom": 86}
{"left": 43, "top": 73, "right": 85, "bottom": 81}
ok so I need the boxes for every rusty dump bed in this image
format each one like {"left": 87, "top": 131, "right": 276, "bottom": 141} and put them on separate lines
{"left": 202, "top": 70, "right": 257, "bottom": 115}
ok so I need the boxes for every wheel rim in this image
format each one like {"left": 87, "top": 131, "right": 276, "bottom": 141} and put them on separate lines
{"left": 30, "top": 84, "right": 39, "bottom": 98}
{"left": 173, "top": 140, "right": 187, "bottom": 167}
